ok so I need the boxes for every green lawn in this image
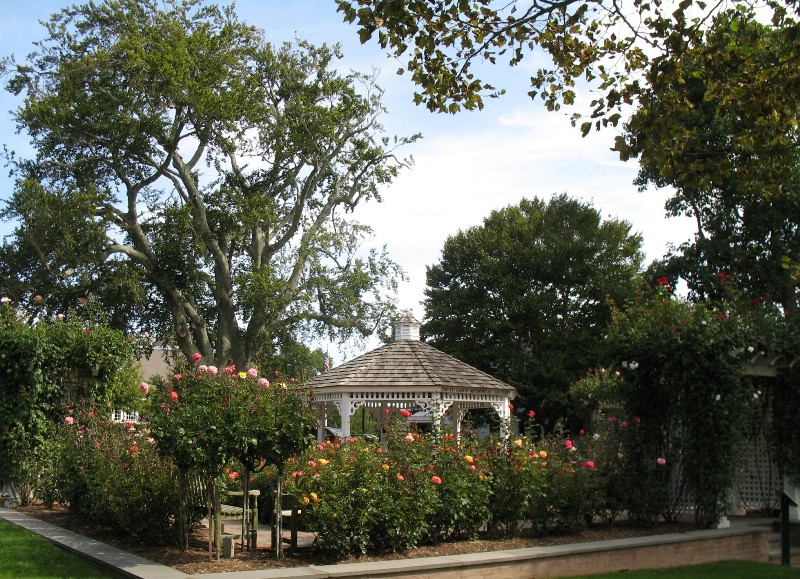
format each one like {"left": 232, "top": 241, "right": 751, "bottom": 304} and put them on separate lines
{"left": 0, "top": 517, "right": 112, "bottom": 578}
{"left": 569, "top": 560, "right": 800, "bottom": 578}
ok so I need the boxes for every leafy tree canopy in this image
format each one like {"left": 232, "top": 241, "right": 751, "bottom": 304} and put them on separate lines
{"left": 336, "top": 0, "right": 798, "bottom": 125}
{"left": 422, "top": 194, "right": 643, "bottom": 428}
{"left": 615, "top": 9, "right": 800, "bottom": 316}
{"left": 1, "top": 0, "right": 417, "bottom": 368}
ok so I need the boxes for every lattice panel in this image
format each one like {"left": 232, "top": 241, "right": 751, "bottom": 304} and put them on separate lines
{"left": 736, "top": 432, "right": 781, "bottom": 513}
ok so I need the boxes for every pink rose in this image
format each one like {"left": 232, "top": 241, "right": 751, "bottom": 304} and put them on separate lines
{"left": 173, "top": 374, "right": 182, "bottom": 380}
{"left": 247, "top": 368, "right": 258, "bottom": 379}
{"left": 258, "top": 378, "right": 269, "bottom": 388}
{"left": 191, "top": 352, "right": 202, "bottom": 362}
{"left": 657, "top": 457, "right": 667, "bottom": 466}
{"left": 400, "top": 409, "right": 411, "bottom": 418}
{"left": 431, "top": 475, "right": 442, "bottom": 485}
{"left": 170, "top": 391, "right": 178, "bottom": 401}
{"left": 198, "top": 365, "right": 208, "bottom": 373}
{"left": 139, "top": 382, "right": 150, "bottom": 395}
{"left": 64, "top": 416, "right": 74, "bottom": 425}
{"left": 564, "top": 439, "right": 573, "bottom": 449}
{"left": 583, "top": 460, "right": 596, "bottom": 469}
{"left": 207, "top": 366, "right": 218, "bottom": 375}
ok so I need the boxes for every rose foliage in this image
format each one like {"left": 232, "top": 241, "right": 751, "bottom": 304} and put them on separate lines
{"left": 573, "top": 279, "right": 800, "bottom": 526}
{"left": 0, "top": 297, "right": 141, "bottom": 502}
{"left": 144, "top": 362, "right": 315, "bottom": 556}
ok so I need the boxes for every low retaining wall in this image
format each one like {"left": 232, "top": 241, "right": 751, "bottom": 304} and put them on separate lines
{"left": 268, "top": 527, "right": 770, "bottom": 579}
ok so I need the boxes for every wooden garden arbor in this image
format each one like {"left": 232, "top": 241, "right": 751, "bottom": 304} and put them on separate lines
{"left": 309, "top": 314, "right": 518, "bottom": 441}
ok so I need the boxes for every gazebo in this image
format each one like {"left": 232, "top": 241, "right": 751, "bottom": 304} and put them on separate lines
{"left": 310, "top": 313, "right": 518, "bottom": 441}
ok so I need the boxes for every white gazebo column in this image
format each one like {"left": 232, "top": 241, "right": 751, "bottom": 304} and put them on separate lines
{"left": 450, "top": 402, "right": 466, "bottom": 446}
{"left": 316, "top": 402, "right": 328, "bottom": 443}
{"left": 339, "top": 394, "right": 352, "bottom": 438}
{"left": 497, "top": 397, "right": 512, "bottom": 440}
{"left": 428, "top": 399, "right": 446, "bottom": 440}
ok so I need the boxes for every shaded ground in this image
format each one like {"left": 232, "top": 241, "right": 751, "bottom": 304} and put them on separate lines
{"left": 15, "top": 502, "right": 697, "bottom": 575}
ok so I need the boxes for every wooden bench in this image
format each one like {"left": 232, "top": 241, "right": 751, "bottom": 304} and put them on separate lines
{"left": 187, "top": 476, "right": 260, "bottom": 552}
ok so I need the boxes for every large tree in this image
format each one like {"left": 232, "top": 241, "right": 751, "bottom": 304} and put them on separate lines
{"left": 616, "top": 9, "right": 800, "bottom": 316}
{"left": 335, "top": 0, "right": 798, "bottom": 124}
{"left": 1, "top": 0, "right": 416, "bottom": 367}
{"left": 422, "top": 195, "right": 643, "bottom": 428}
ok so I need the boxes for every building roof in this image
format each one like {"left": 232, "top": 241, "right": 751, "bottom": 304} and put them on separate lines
{"left": 137, "top": 346, "right": 173, "bottom": 381}
{"left": 310, "top": 339, "right": 517, "bottom": 396}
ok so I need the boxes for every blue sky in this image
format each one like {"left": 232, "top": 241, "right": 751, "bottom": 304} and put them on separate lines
{"left": 0, "top": 1, "right": 696, "bottom": 359}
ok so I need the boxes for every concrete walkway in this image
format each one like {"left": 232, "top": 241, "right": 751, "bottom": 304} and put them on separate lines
{"left": 0, "top": 506, "right": 786, "bottom": 579}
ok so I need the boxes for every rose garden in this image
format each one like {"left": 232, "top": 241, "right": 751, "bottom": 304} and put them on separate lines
{"left": 0, "top": 0, "right": 798, "bottom": 575}
{"left": 1, "top": 279, "right": 799, "bottom": 567}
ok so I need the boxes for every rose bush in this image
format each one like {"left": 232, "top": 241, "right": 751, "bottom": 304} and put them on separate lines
{"left": 573, "top": 278, "right": 800, "bottom": 526}
{"left": 144, "top": 360, "right": 314, "bottom": 555}
{"left": 288, "top": 413, "right": 608, "bottom": 558}
{"left": 39, "top": 399, "right": 178, "bottom": 542}
{"left": 0, "top": 296, "right": 142, "bottom": 504}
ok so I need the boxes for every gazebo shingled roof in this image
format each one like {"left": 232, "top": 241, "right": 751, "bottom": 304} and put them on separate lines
{"left": 309, "top": 313, "right": 517, "bottom": 440}
{"left": 311, "top": 340, "right": 516, "bottom": 393}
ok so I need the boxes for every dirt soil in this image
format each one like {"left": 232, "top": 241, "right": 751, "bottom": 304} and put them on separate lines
{"left": 15, "top": 502, "right": 697, "bottom": 575}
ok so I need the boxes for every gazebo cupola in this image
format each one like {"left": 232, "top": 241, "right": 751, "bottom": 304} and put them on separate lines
{"left": 394, "top": 313, "right": 421, "bottom": 341}
{"left": 310, "top": 312, "right": 518, "bottom": 441}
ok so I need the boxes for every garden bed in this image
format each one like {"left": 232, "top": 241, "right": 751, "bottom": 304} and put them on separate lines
{"left": 16, "top": 501, "right": 705, "bottom": 575}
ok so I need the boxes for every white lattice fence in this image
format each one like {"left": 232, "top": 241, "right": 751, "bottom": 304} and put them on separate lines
{"left": 735, "top": 431, "right": 781, "bottom": 513}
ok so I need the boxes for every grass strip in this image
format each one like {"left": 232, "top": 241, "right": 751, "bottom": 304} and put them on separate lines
{"left": 0, "top": 517, "right": 111, "bottom": 578}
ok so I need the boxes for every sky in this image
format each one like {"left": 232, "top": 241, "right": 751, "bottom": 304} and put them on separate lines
{"left": 0, "top": 1, "right": 697, "bottom": 361}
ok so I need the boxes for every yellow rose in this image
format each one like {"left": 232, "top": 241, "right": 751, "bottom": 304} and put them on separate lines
{"left": 318, "top": 458, "right": 330, "bottom": 466}
{"left": 381, "top": 463, "right": 390, "bottom": 470}
{"left": 300, "top": 496, "right": 310, "bottom": 506}
{"left": 539, "top": 450, "right": 548, "bottom": 458}
{"left": 513, "top": 439, "right": 523, "bottom": 447}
